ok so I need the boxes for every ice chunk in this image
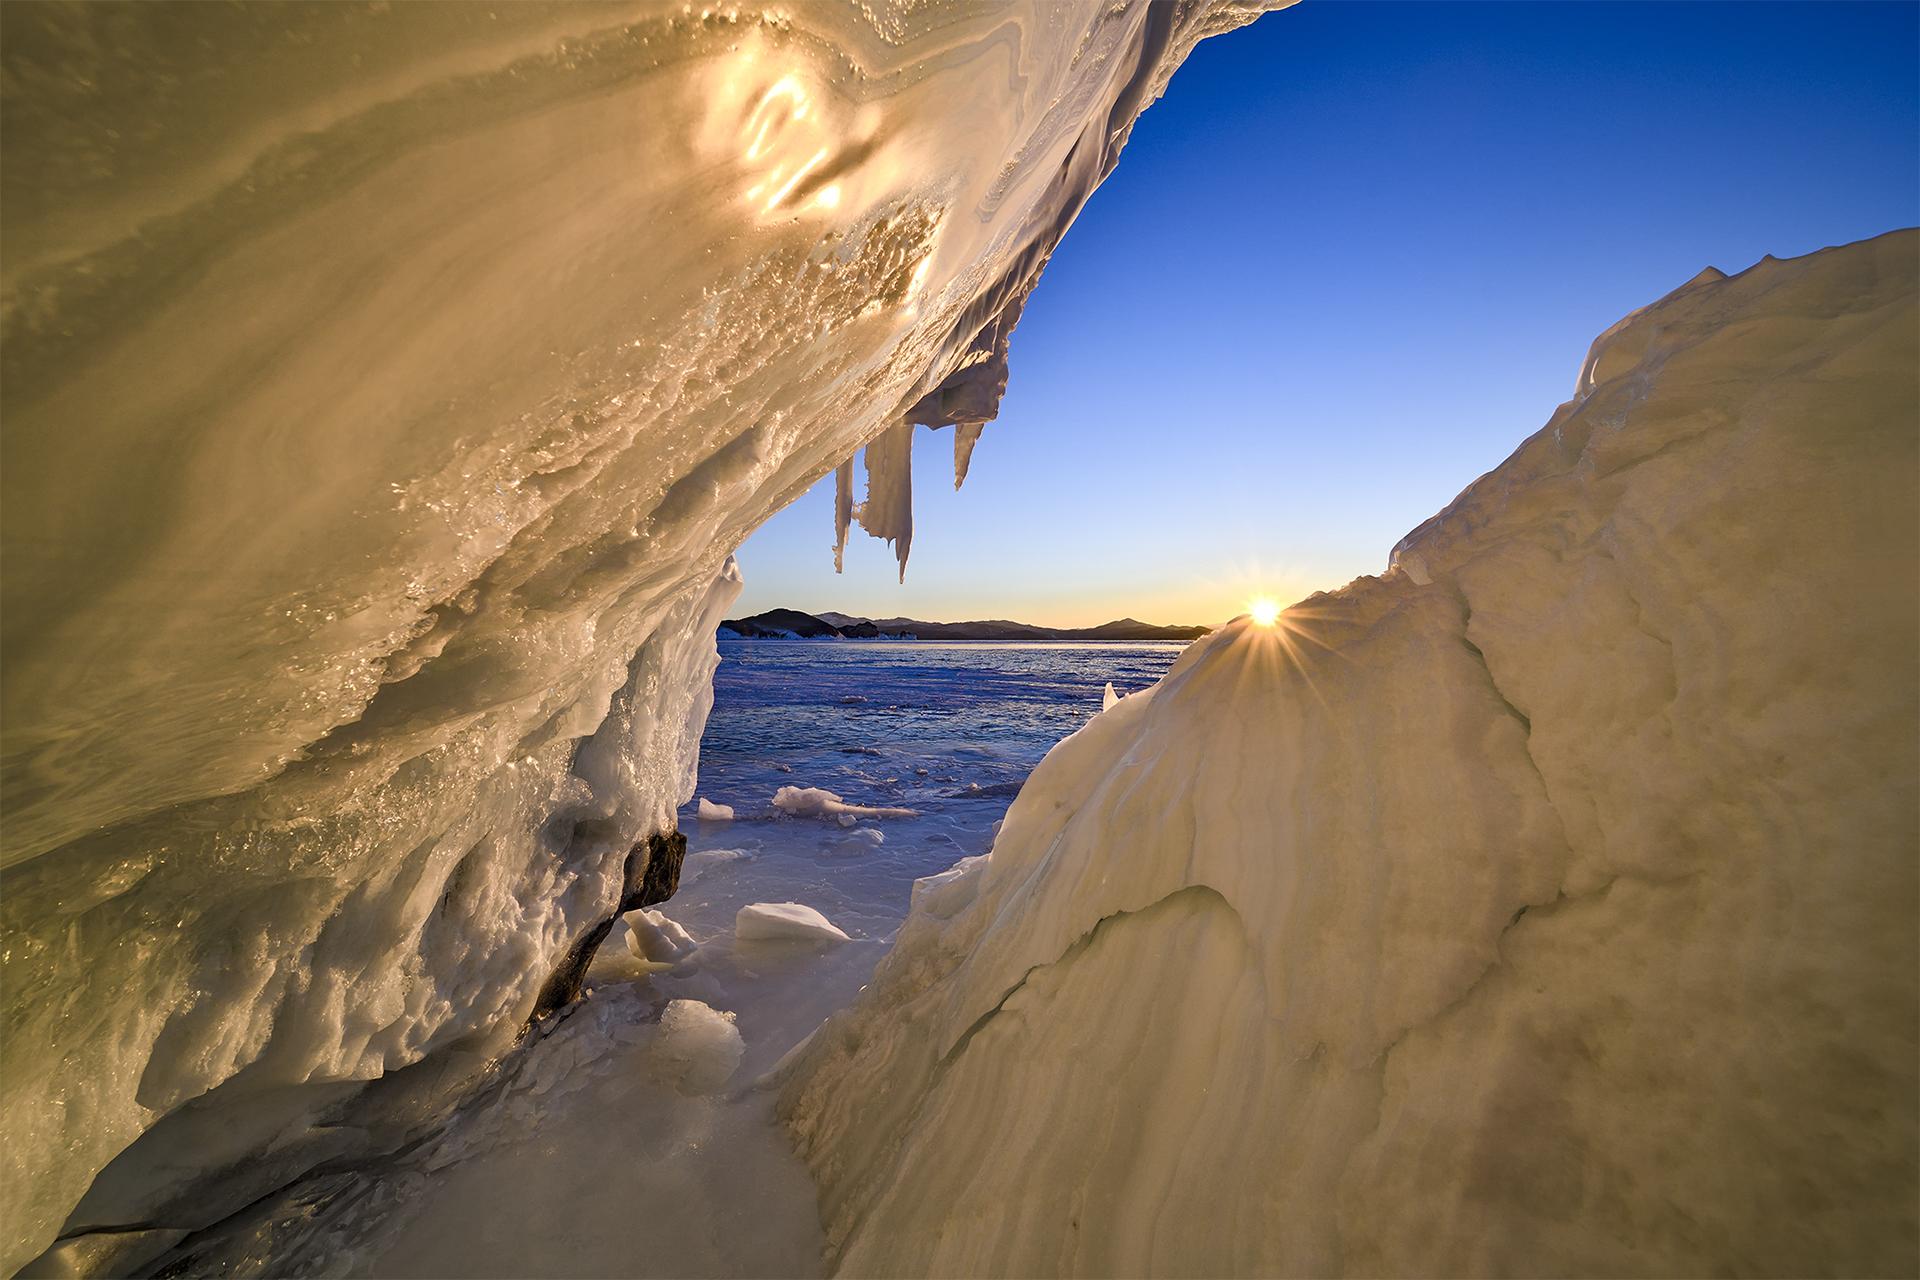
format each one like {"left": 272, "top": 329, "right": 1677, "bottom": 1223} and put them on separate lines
{"left": 697, "top": 797, "right": 734, "bottom": 821}
{"left": 646, "top": 1000, "right": 744, "bottom": 1095}
{"left": 826, "top": 827, "right": 887, "bottom": 858}
{"left": 682, "top": 847, "right": 752, "bottom": 884}
{"left": 622, "top": 909, "right": 699, "bottom": 965}
{"left": 771, "top": 785, "right": 916, "bottom": 820}
{"left": 736, "top": 903, "right": 851, "bottom": 945}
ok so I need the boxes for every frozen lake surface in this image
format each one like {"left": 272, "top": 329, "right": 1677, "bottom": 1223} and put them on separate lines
{"left": 677, "top": 639, "right": 1191, "bottom": 960}
{"left": 698, "top": 638, "right": 1189, "bottom": 811}
{"left": 635, "top": 640, "right": 1192, "bottom": 1083}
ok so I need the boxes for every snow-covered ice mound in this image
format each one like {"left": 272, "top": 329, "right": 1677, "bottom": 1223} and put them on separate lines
{"left": 782, "top": 233, "right": 1920, "bottom": 1277}
{"left": 738, "top": 902, "right": 853, "bottom": 946}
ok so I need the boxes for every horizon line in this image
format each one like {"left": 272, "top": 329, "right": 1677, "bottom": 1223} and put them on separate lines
{"left": 724, "top": 604, "right": 1227, "bottom": 630}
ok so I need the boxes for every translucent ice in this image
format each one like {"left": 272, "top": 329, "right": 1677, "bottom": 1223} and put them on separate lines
{"left": 0, "top": 1, "right": 1273, "bottom": 1265}
{"left": 648, "top": 1000, "right": 746, "bottom": 1095}
{"left": 624, "top": 908, "right": 701, "bottom": 966}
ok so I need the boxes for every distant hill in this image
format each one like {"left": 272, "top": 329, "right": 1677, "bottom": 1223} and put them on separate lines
{"left": 718, "top": 607, "right": 842, "bottom": 639}
{"left": 719, "top": 608, "right": 1210, "bottom": 642}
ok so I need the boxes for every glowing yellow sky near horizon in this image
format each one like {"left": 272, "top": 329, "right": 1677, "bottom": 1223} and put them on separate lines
{"left": 739, "top": 541, "right": 1343, "bottom": 629}
{"left": 1003, "top": 561, "right": 1336, "bottom": 629}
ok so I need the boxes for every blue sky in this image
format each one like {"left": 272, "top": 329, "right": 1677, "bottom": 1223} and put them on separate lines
{"left": 732, "top": 0, "right": 1919, "bottom": 626}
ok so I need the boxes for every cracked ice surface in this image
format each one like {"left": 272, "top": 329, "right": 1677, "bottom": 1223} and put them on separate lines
{"left": 781, "top": 233, "right": 1920, "bottom": 1277}
{"left": 0, "top": 1, "right": 1273, "bottom": 1269}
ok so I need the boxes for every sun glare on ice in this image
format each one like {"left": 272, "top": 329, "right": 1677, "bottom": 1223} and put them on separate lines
{"left": 1247, "top": 597, "right": 1282, "bottom": 627}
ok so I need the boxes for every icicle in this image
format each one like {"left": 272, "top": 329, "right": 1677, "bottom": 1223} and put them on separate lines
{"left": 953, "top": 423, "right": 984, "bottom": 490}
{"left": 833, "top": 459, "right": 855, "bottom": 573}
{"left": 856, "top": 420, "right": 915, "bottom": 582}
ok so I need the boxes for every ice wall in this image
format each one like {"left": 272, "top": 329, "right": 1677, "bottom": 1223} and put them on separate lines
{"left": 782, "top": 232, "right": 1920, "bottom": 1277}
{"left": 0, "top": 1, "right": 1271, "bottom": 1270}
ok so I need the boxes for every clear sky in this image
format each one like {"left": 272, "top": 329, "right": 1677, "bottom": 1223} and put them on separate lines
{"left": 732, "top": 0, "right": 1919, "bottom": 627}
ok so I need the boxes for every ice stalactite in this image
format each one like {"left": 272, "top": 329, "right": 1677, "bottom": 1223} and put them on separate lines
{"left": 0, "top": 1, "right": 1278, "bottom": 1269}
{"left": 832, "top": 413, "right": 983, "bottom": 578}
{"left": 854, "top": 421, "right": 917, "bottom": 582}
{"left": 833, "top": 289, "right": 1022, "bottom": 569}
{"left": 952, "top": 424, "right": 986, "bottom": 490}
{"left": 782, "top": 232, "right": 1920, "bottom": 1278}
{"left": 833, "top": 459, "right": 857, "bottom": 574}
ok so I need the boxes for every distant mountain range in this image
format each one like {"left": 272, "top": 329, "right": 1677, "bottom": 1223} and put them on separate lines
{"left": 718, "top": 608, "right": 1211, "bottom": 642}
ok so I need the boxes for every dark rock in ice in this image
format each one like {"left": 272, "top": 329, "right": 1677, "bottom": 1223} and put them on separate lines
{"left": 527, "top": 830, "right": 685, "bottom": 1023}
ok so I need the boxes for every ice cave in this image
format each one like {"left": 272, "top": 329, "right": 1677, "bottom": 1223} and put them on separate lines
{"left": 0, "top": 2, "right": 1914, "bottom": 1277}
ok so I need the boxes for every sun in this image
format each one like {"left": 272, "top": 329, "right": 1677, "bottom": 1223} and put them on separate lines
{"left": 1246, "top": 596, "right": 1281, "bottom": 627}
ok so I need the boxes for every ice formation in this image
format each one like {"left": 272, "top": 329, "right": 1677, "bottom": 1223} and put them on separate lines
{"left": 0, "top": 0, "right": 1273, "bottom": 1269}
{"left": 697, "top": 797, "right": 736, "bottom": 822}
{"left": 772, "top": 785, "right": 918, "bottom": 821}
{"left": 624, "top": 908, "right": 701, "bottom": 966}
{"left": 682, "top": 847, "right": 753, "bottom": 885}
{"left": 855, "top": 421, "right": 918, "bottom": 582}
{"left": 648, "top": 1000, "right": 748, "bottom": 1095}
{"left": 737, "top": 902, "right": 853, "bottom": 946}
{"left": 782, "top": 233, "right": 1920, "bottom": 1277}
